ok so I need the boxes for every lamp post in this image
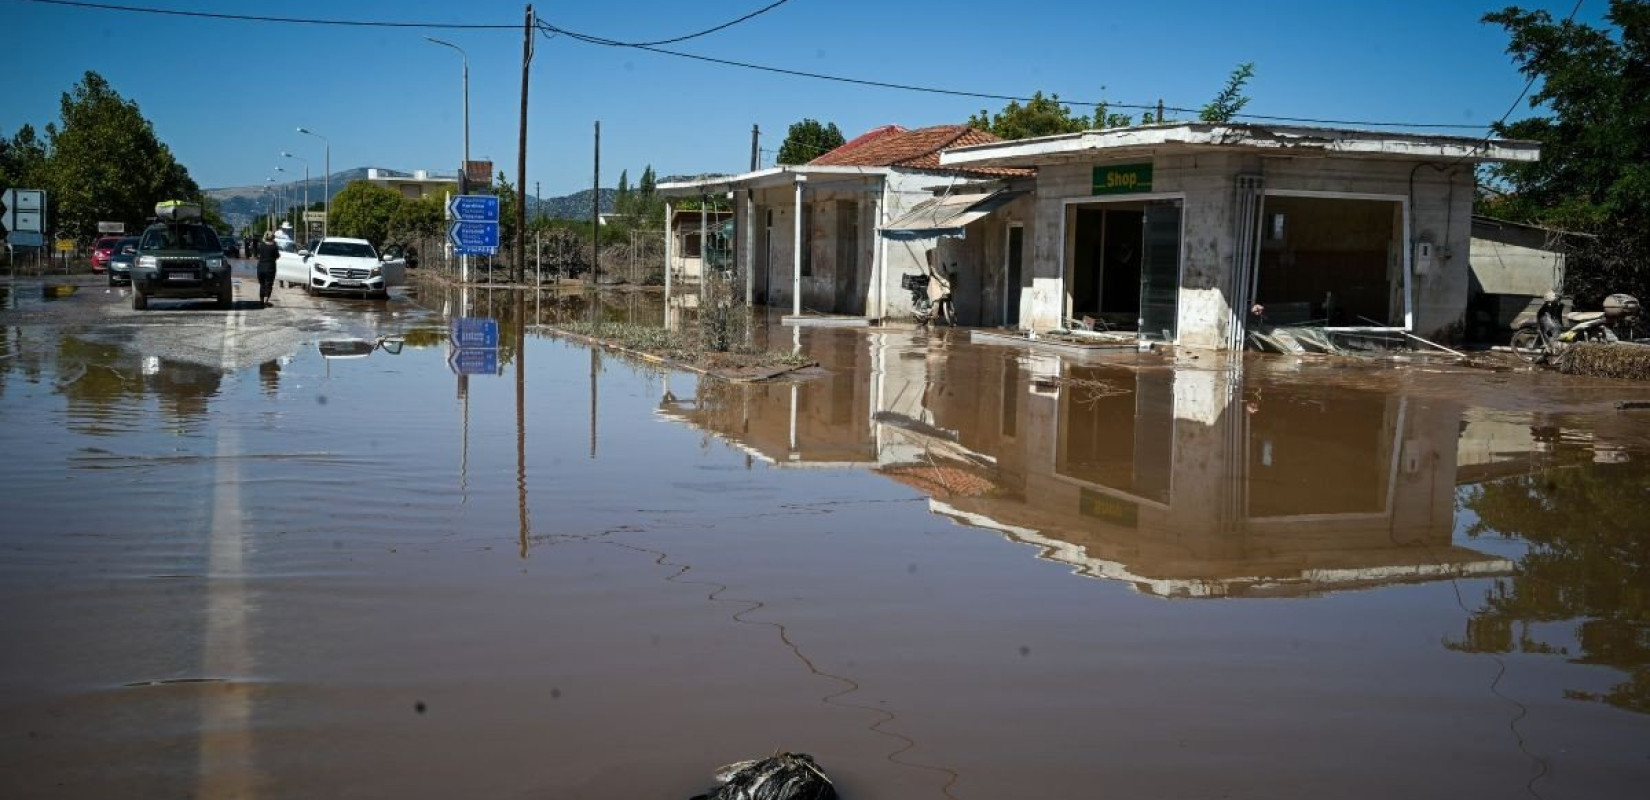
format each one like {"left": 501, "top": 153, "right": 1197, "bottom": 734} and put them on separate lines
{"left": 282, "top": 151, "right": 309, "bottom": 246}
{"left": 274, "top": 166, "right": 290, "bottom": 236}
{"left": 264, "top": 178, "right": 277, "bottom": 232}
{"left": 426, "top": 37, "right": 470, "bottom": 283}
{"left": 296, "top": 127, "right": 329, "bottom": 238}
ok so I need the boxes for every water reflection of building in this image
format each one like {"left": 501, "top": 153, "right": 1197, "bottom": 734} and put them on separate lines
{"left": 659, "top": 330, "right": 1514, "bottom": 598}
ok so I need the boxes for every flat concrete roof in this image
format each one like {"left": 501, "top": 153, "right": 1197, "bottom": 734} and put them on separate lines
{"left": 939, "top": 122, "right": 1541, "bottom": 169}
{"left": 657, "top": 165, "right": 892, "bottom": 197}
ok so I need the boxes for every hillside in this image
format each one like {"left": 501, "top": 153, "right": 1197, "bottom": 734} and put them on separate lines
{"left": 207, "top": 168, "right": 618, "bottom": 230}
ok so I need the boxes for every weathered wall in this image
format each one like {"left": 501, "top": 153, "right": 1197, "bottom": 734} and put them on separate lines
{"left": 1025, "top": 152, "right": 1477, "bottom": 348}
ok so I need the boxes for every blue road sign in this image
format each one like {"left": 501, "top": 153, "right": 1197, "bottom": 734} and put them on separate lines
{"left": 449, "top": 347, "right": 499, "bottom": 376}
{"left": 451, "top": 317, "right": 499, "bottom": 349}
{"left": 448, "top": 220, "right": 499, "bottom": 255}
{"left": 448, "top": 195, "right": 499, "bottom": 222}
{"left": 6, "top": 231, "right": 44, "bottom": 247}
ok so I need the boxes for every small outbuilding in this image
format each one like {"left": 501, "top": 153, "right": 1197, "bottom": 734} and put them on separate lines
{"left": 939, "top": 123, "right": 1540, "bottom": 350}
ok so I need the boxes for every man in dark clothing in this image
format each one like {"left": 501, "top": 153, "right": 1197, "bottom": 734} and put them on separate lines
{"left": 255, "top": 231, "right": 280, "bottom": 307}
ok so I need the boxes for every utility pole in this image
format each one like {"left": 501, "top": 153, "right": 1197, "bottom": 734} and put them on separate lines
{"left": 750, "top": 124, "right": 760, "bottom": 171}
{"left": 515, "top": 3, "right": 533, "bottom": 284}
{"left": 591, "top": 120, "right": 600, "bottom": 287}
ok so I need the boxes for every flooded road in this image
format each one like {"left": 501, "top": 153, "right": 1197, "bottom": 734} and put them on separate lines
{"left": 3, "top": 277, "right": 1650, "bottom": 799}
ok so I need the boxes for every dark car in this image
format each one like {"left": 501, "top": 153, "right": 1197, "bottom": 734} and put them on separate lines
{"left": 130, "top": 214, "right": 234, "bottom": 310}
{"left": 222, "top": 233, "right": 240, "bottom": 259}
{"left": 106, "top": 236, "right": 140, "bottom": 285}
{"left": 91, "top": 235, "right": 122, "bottom": 273}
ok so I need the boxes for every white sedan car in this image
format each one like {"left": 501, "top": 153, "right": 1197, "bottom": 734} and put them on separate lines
{"left": 277, "top": 237, "right": 405, "bottom": 298}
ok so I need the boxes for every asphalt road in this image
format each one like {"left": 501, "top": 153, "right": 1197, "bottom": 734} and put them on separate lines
{"left": 1, "top": 261, "right": 425, "bottom": 371}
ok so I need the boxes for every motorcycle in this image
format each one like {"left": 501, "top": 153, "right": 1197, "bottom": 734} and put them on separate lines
{"left": 1511, "top": 292, "right": 1641, "bottom": 363}
{"left": 901, "top": 272, "right": 954, "bottom": 327}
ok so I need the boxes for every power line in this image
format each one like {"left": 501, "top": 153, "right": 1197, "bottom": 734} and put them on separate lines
{"left": 554, "top": 0, "right": 795, "bottom": 47}
{"left": 539, "top": 22, "right": 1492, "bottom": 131}
{"left": 14, "top": 0, "right": 518, "bottom": 28}
{"left": 1488, "top": 0, "right": 1586, "bottom": 133}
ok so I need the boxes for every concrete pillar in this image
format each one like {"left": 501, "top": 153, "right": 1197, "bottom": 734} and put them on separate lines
{"left": 743, "top": 190, "right": 755, "bottom": 306}
{"left": 663, "top": 200, "right": 673, "bottom": 328}
{"left": 793, "top": 178, "right": 805, "bottom": 317}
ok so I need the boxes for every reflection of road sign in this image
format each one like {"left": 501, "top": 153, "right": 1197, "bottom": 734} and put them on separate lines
{"left": 2, "top": 188, "right": 46, "bottom": 234}
{"left": 304, "top": 211, "right": 327, "bottom": 223}
{"left": 451, "top": 317, "right": 499, "bottom": 349}
{"left": 448, "top": 220, "right": 499, "bottom": 254}
{"left": 448, "top": 195, "right": 499, "bottom": 222}
{"left": 448, "top": 347, "right": 499, "bottom": 375}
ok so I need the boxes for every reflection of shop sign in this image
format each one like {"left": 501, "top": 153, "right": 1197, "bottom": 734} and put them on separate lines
{"left": 1092, "top": 163, "right": 1153, "bottom": 195}
{"left": 1079, "top": 488, "right": 1139, "bottom": 527}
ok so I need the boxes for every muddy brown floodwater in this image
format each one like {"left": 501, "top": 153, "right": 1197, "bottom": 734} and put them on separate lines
{"left": 3, "top": 285, "right": 1650, "bottom": 799}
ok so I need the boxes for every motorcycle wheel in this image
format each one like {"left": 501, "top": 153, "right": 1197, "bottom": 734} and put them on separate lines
{"left": 1510, "top": 327, "right": 1545, "bottom": 364}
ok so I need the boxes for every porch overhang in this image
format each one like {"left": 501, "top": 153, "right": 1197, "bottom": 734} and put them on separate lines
{"left": 658, "top": 166, "right": 893, "bottom": 197}
{"left": 939, "top": 122, "right": 1542, "bottom": 170}
{"left": 880, "top": 190, "right": 1026, "bottom": 240}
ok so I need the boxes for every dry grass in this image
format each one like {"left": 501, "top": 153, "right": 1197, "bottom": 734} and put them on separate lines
{"left": 1558, "top": 342, "right": 1650, "bottom": 380}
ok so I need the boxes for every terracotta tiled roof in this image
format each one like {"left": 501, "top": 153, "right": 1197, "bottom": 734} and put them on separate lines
{"left": 809, "top": 124, "right": 1031, "bottom": 176}
{"left": 813, "top": 125, "right": 906, "bottom": 162}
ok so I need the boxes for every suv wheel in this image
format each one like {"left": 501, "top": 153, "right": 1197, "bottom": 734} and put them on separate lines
{"left": 217, "top": 282, "right": 233, "bottom": 309}
{"left": 132, "top": 290, "right": 148, "bottom": 310}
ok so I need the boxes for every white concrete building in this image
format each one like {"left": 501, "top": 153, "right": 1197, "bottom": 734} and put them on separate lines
{"left": 364, "top": 168, "right": 460, "bottom": 200}
{"left": 939, "top": 123, "right": 1540, "bottom": 350}
{"left": 658, "top": 125, "right": 1023, "bottom": 321}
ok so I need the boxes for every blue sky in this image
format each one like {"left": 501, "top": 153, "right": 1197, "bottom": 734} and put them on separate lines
{"left": 0, "top": 0, "right": 1607, "bottom": 195}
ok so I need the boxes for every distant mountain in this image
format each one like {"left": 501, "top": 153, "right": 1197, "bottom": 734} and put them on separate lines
{"left": 207, "top": 168, "right": 618, "bottom": 229}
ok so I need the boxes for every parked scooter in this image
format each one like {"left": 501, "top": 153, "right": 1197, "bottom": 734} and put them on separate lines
{"left": 901, "top": 271, "right": 955, "bottom": 327}
{"left": 1511, "top": 291, "right": 1641, "bottom": 363}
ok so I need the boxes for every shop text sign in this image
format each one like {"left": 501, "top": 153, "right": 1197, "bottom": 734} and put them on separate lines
{"left": 1092, "top": 163, "right": 1153, "bottom": 195}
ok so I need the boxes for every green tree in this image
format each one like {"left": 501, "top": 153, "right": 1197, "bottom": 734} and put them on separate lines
{"left": 388, "top": 194, "right": 445, "bottom": 242}
{"left": 0, "top": 124, "right": 49, "bottom": 190}
{"left": 327, "top": 180, "right": 402, "bottom": 247}
{"left": 776, "top": 119, "right": 845, "bottom": 165}
{"left": 41, "top": 71, "right": 202, "bottom": 237}
{"left": 968, "top": 92, "right": 1094, "bottom": 140}
{"left": 1200, "top": 62, "right": 1256, "bottom": 122}
{"left": 1481, "top": 1, "right": 1650, "bottom": 303}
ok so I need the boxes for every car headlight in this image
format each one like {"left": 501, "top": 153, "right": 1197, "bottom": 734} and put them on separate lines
{"left": 370, "top": 266, "right": 382, "bottom": 277}
{"left": 313, "top": 263, "right": 329, "bottom": 275}
{"left": 137, "top": 255, "right": 157, "bottom": 269}
{"left": 206, "top": 257, "right": 223, "bottom": 270}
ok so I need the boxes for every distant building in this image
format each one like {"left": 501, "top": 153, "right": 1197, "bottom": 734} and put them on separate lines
{"left": 364, "top": 168, "right": 459, "bottom": 200}
{"left": 1467, "top": 215, "right": 1586, "bottom": 341}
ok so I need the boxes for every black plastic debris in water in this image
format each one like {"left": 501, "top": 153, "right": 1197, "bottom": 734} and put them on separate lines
{"left": 690, "top": 752, "right": 835, "bottom": 800}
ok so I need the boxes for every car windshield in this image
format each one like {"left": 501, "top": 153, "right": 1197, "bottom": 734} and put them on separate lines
{"left": 139, "top": 224, "right": 222, "bottom": 253}
{"left": 315, "top": 241, "right": 376, "bottom": 259}
{"left": 96, "top": 238, "right": 120, "bottom": 250}
{"left": 115, "top": 237, "right": 139, "bottom": 255}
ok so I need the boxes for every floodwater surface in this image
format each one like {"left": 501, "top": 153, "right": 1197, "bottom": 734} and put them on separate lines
{"left": 2, "top": 287, "right": 1649, "bottom": 799}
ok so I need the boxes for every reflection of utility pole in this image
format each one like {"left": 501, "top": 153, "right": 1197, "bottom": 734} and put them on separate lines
{"left": 458, "top": 282, "right": 470, "bottom": 505}
{"left": 516, "top": 292, "right": 530, "bottom": 559}
{"left": 589, "top": 347, "right": 600, "bottom": 459}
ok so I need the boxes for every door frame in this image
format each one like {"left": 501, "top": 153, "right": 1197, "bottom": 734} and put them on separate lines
{"left": 1257, "top": 189, "right": 1413, "bottom": 332}
{"left": 1002, "top": 222, "right": 1025, "bottom": 327}
{"left": 1059, "top": 192, "right": 1186, "bottom": 341}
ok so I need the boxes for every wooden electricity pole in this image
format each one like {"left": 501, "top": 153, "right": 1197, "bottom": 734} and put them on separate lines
{"left": 515, "top": 3, "right": 533, "bottom": 284}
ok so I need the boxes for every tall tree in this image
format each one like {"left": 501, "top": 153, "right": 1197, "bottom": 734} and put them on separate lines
{"left": 0, "top": 124, "right": 49, "bottom": 191}
{"left": 43, "top": 71, "right": 201, "bottom": 236}
{"left": 968, "top": 92, "right": 1095, "bottom": 140}
{"left": 1481, "top": 1, "right": 1650, "bottom": 302}
{"left": 1199, "top": 62, "right": 1257, "bottom": 122}
{"left": 776, "top": 119, "right": 845, "bottom": 165}
{"left": 327, "top": 180, "right": 402, "bottom": 247}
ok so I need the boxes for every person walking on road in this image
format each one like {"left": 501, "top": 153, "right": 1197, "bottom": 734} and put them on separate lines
{"left": 255, "top": 231, "right": 280, "bottom": 307}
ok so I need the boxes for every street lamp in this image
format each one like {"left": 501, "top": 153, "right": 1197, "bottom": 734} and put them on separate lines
{"left": 425, "top": 37, "right": 470, "bottom": 188}
{"left": 296, "top": 127, "right": 329, "bottom": 238}
{"left": 264, "top": 178, "right": 277, "bottom": 232}
{"left": 425, "top": 37, "right": 471, "bottom": 284}
{"left": 274, "top": 166, "right": 290, "bottom": 235}
{"left": 282, "top": 151, "right": 309, "bottom": 246}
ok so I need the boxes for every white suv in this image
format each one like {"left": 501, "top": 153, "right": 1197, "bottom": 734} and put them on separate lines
{"left": 278, "top": 237, "right": 404, "bottom": 298}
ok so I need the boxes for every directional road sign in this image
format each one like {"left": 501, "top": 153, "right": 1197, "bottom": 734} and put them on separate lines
{"left": 448, "top": 347, "right": 500, "bottom": 376}
{"left": 450, "top": 317, "right": 500, "bottom": 349}
{"left": 448, "top": 195, "right": 499, "bottom": 222}
{"left": 2, "top": 188, "right": 46, "bottom": 234}
{"left": 448, "top": 220, "right": 499, "bottom": 254}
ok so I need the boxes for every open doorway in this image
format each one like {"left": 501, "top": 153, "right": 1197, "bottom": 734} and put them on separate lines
{"left": 1253, "top": 194, "right": 1408, "bottom": 328}
{"left": 1066, "top": 199, "right": 1181, "bottom": 339}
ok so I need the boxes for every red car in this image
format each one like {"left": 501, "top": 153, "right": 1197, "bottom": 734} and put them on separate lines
{"left": 91, "top": 235, "right": 122, "bottom": 273}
